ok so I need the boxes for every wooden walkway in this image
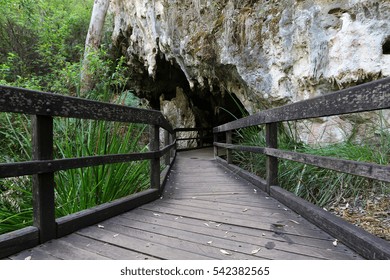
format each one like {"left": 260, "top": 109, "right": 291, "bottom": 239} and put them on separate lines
{"left": 7, "top": 149, "right": 362, "bottom": 260}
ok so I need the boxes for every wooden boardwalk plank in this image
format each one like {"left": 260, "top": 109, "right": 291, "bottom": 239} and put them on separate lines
{"left": 76, "top": 226, "right": 215, "bottom": 260}
{"left": 10, "top": 148, "right": 363, "bottom": 259}
{"left": 111, "top": 213, "right": 356, "bottom": 260}
{"left": 121, "top": 209, "right": 356, "bottom": 257}
{"left": 61, "top": 234, "right": 158, "bottom": 260}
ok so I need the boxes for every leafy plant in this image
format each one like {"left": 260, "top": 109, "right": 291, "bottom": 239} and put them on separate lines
{"left": 233, "top": 115, "right": 390, "bottom": 208}
{"left": 0, "top": 91, "right": 150, "bottom": 234}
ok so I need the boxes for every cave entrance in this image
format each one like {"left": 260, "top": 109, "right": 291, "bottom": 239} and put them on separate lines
{"left": 383, "top": 38, "right": 390, "bottom": 55}
{"left": 188, "top": 86, "right": 247, "bottom": 128}
{"left": 148, "top": 56, "right": 248, "bottom": 129}
{"left": 129, "top": 55, "right": 248, "bottom": 148}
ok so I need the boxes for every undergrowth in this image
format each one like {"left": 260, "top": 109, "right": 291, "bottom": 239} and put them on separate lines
{"left": 233, "top": 116, "right": 390, "bottom": 208}
{"left": 0, "top": 91, "right": 150, "bottom": 234}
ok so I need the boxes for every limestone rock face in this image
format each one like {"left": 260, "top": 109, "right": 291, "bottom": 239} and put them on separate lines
{"left": 160, "top": 87, "right": 197, "bottom": 149}
{"left": 111, "top": 0, "right": 390, "bottom": 144}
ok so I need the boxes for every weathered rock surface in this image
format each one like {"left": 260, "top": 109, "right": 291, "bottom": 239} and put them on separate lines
{"left": 110, "top": 0, "right": 390, "bottom": 144}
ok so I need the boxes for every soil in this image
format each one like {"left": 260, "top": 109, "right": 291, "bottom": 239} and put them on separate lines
{"left": 329, "top": 194, "right": 390, "bottom": 241}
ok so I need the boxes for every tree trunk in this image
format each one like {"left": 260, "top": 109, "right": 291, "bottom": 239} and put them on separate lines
{"left": 80, "top": 0, "right": 110, "bottom": 94}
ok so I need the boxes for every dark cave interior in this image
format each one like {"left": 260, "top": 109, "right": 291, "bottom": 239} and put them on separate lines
{"left": 132, "top": 55, "right": 248, "bottom": 129}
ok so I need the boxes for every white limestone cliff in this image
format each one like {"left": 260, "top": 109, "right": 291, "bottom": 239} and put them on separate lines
{"left": 110, "top": 0, "right": 390, "bottom": 144}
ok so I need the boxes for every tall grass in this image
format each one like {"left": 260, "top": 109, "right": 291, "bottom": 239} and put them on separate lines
{"left": 0, "top": 91, "right": 150, "bottom": 234}
{"left": 233, "top": 115, "right": 390, "bottom": 208}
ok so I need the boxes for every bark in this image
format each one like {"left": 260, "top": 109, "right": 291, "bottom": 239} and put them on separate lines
{"left": 80, "top": 0, "right": 110, "bottom": 94}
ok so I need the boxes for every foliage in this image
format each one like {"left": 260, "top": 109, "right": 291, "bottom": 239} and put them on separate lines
{"left": 0, "top": 91, "right": 149, "bottom": 234}
{"left": 233, "top": 116, "right": 390, "bottom": 208}
{"left": 0, "top": 0, "right": 92, "bottom": 93}
{"left": 0, "top": 0, "right": 150, "bottom": 234}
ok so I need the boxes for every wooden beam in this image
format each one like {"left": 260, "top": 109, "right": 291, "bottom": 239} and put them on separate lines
{"left": 213, "top": 133, "right": 218, "bottom": 158}
{"left": 215, "top": 77, "right": 390, "bottom": 132}
{"left": 263, "top": 148, "right": 390, "bottom": 183}
{"left": 214, "top": 143, "right": 390, "bottom": 183}
{"left": 0, "top": 85, "right": 173, "bottom": 132}
{"left": 149, "top": 125, "right": 160, "bottom": 190}
{"left": 226, "top": 130, "right": 232, "bottom": 164}
{"left": 56, "top": 189, "right": 160, "bottom": 237}
{"left": 271, "top": 186, "right": 390, "bottom": 260}
{"left": 164, "top": 130, "right": 170, "bottom": 166}
{"left": 266, "top": 123, "right": 278, "bottom": 194}
{"left": 0, "top": 152, "right": 157, "bottom": 178}
{"left": 31, "top": 115, "right": 56, "bottom": 243}
{"left": 0, "top": 227, "right": 39, "bottom": 259}
{"left": 215, "top": 159, "right": 390, "bottom": 259}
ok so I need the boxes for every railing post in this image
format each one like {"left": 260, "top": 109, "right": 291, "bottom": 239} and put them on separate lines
{"left": 171, "top": 132, "right": 176, "bottom": 158}
{"left": 32, "top": 115, "right": 56, "bottom": 243}
{"left": 266, "top": 122, "right": 278, "bottom": 194}
{"left": 213, "top": 132, "right": 218, "bottom": 158}
{"left": 226, "top": 130, "right": 232, "bottom": 164}
{"left": 199, "top": 128, "right": 204, "bottom": 148}
{"left": 150, "top": 125, "right": 160, "bottom": 191}
{"left": 164, "top": 129, "right": 170, "bottom": 166}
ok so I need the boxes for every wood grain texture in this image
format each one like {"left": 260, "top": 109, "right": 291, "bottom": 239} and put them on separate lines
{"left": 0, "top": 85, "right": 172, "bottom": 131}
{"left": 215, "top": 77, "right": 390, "bottom": 132}
{"left": 0, "top": 227, "right": 39, "bottom": 259}
{"left": 214, "top": 143, "right": 390, "bottom": 183}
{"left": 6, "top": 149, "right": 365, "bottom": 260}
{"left": 56, "top": 189, "right": 160, "bottom": 237}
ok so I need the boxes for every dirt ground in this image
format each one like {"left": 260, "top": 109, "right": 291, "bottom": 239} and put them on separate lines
{"left": 329, "top": 194, "right": 390, "bottom": 241}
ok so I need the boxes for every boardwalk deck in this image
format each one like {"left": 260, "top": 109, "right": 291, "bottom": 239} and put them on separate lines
{"left": 8, "top": 148, "right": 362, "bottom": 260}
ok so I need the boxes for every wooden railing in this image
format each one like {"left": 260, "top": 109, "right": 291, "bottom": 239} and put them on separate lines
{"left": 0, "top": 85, "right": 176, "bottom": 258}
{"left": 174, "top": 127, "right": 213, "bottom": 151}
{"left": 213, "top": 77, "right": 390, "bottom": 260}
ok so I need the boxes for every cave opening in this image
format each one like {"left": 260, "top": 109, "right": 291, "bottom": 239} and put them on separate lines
{"left": 383, "top": 37, "right": 390, "bottom": 54}
{"left": 135, "top": 56, "right": 248, "bottom": 131}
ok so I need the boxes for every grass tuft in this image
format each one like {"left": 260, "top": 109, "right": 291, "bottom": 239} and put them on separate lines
{"left": 0, "top": 91, "right": 150, "bottom": 234}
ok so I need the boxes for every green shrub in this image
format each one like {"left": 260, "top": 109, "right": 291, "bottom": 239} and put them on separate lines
{"left": 233, "top": 117, "right": 390, "bottom": 207}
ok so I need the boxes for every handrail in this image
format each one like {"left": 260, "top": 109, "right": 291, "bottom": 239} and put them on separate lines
{"left": 212, "top": 77, "right": 390, "bottom": 260}
{"left": 0, "top": 85, "right": 176, "bottom": 258}
{"left": 214, "top": 77, "right": 390, "bottom": 133}
{"left": 174, "top": 127, "right": 213, "bottom": 151}
{"left": 0, "top": 85, "right": 173, "bottom": 132}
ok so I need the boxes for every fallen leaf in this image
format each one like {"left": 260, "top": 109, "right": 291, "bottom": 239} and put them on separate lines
{"left": 272, "top": 223, "right": 285, "bottom": 228}
{"left": 98, "top": 224, "right": 104, "bottom": 229}
{"left": 333, "top": 239, "right": 338, "bottom": 246}
{"left": 24, "top": 256, "right": 32, "bottom": 260}
{"left": 251, "top": 248, "right": 261, "bottom": 254}
{"left": 220, "top": 249, "right": 231, "bottom": 255}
